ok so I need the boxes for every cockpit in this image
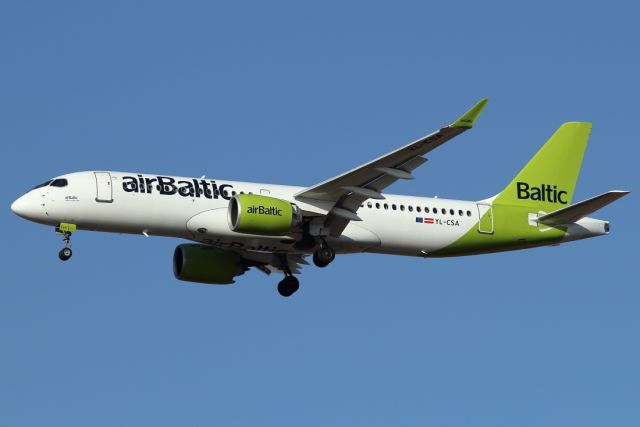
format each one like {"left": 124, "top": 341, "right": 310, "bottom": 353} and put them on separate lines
{"left": 31, "top": 178, "right": 68, "bottom": 190}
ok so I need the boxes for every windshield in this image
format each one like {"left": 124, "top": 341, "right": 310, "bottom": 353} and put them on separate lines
{"left": 32, "top": 180, "right": 52, "bottom": 190}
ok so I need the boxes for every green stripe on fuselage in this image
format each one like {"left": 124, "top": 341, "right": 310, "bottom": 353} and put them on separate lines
{"left": 428, "top": 203, "right": 566, "bottom": 257}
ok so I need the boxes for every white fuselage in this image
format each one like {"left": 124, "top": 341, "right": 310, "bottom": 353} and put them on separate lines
{"left": 11, "top": 171, "right": 487, "bottom": 257}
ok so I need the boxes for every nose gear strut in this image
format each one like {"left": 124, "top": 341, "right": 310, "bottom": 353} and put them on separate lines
{"left": 55, "top": 223, "right": 76, "bottom": 261}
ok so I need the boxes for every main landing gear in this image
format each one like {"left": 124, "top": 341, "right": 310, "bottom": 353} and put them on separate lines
{"left": 275, "top": 253, "right": 300, "bottom": 297}
{"left": 277, "top": 274, "right": 300, "bottom": 297}
{"left": 57, "top": 228, "right": 73, "bottom": 261}
{"left": 312, "top": 239, "right": 335, "bottom": 268}
{"left": 274, "top": 239, "right": 335, "bottom": 297}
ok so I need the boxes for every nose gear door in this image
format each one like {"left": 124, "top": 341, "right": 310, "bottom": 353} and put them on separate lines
{"left": 94, "top": 172, "right": 113, "bottom": 203}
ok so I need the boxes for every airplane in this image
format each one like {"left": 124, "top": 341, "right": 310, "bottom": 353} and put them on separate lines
{"left": 10, "top": 99, "right": 630, "bottom": 297}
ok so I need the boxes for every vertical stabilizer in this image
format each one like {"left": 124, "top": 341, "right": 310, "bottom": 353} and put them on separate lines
{"left": 493, "top": 122, "right": 591, "bottom": 212}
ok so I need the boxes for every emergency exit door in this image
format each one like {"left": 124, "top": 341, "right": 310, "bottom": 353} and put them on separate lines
{"left": 476, "top": 203, "right": 494, "bottom": 234}
{"left": 94, "top": 172, "right": 113, "bottom": 203}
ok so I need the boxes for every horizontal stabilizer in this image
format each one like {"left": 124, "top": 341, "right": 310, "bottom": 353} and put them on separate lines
{"left": 537, "top": 190, "right": 630, "bottom": 226}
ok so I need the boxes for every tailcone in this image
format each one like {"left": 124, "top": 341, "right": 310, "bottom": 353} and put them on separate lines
{"left": 563, "top": 217, "right": 609, "bottom": 242}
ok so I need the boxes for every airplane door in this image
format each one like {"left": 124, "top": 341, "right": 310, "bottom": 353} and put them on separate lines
{"left": 95, "top": 172, "right": 113, "bottom": 203}
{"left": 477, "top": 203, "right": 494, "bottom": 234}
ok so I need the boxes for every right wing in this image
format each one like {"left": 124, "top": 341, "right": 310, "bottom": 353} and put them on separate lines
{"left": 295, "top": 98, "right": 489, "bottom": 236}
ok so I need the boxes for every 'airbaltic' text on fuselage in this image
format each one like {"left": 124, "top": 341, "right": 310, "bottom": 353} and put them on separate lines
{"left": 122, "top": 175, "right": 234, "bottom": 199}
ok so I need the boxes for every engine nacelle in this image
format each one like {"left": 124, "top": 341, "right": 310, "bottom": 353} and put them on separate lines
{"left": 228, "top": 194, "right": 302, "bottom": 236}
{"left": 173, "top": 244, "right": 247, "bottom": 285}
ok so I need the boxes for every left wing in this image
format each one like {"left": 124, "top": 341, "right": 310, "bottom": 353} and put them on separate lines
{"left": 295, "top": 98, "right": 489, "bottom": 236}
{"left": 237, "top": 250, "right": 309, "bottom": 275}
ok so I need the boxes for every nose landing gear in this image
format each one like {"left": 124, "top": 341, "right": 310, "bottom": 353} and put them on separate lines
{"left": 55, "top": 223, "right": 76, "bottom": 261}
{"left": 59, "top": 246, "right": 72, "bottom": 261}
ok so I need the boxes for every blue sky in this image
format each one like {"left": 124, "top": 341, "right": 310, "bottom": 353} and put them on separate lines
{"left": 1, "top": 1, "right": 638, "bottom": 426}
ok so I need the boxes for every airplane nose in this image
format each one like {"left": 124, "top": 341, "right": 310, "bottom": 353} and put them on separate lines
{"left": 11, "top": 194, "right": 36, "bottom": 219}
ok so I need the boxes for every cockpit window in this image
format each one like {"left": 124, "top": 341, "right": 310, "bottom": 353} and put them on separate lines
{"left": 50, "top": 179, "right": 68, "bottom": 187}
{"left": 32, "top": 180, "right": 52, "bottom": 190}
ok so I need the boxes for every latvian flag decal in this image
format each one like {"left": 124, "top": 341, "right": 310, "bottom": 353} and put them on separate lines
{"left": 416, "top": 217, "right": 434, "bottom": 224}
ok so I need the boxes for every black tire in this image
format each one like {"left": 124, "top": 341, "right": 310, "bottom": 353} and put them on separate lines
{"left": 316, "top": 246, "right": 335, "bottom": 265}
{"left": 312, "top": 252, "right": 329, "bottom": 268}
{"left": 58, "top": 248, "right": 72, "bottom": 261}
{"left": 277, "top": 276, "right": 300, "bottom": 297}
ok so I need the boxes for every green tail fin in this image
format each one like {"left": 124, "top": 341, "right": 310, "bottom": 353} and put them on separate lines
{"left": 494, "top": 122, "right": 592, "bottom": 212}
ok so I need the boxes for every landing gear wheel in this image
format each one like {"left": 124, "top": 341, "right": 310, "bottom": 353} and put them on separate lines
{"left": 312, "top": 252, "right": 329, "bottom": 268}
{"left": 58, "top": 247, "right": 72, "bottom": 261}
{"left": 314, "top": 246, "right": 335, "bottom": 267}
{"left": 56, "top": 228, "right": 73, "bottom": 261}
{"left": 277, "top": 275, "right": 300, "bottom": 297}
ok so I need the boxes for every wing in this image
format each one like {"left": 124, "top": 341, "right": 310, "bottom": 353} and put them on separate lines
{"left": 294, "top": 98, "right": 489, "bottom": 236}
{"left": 237, "top": 250, "right": 309, "bottom": 275}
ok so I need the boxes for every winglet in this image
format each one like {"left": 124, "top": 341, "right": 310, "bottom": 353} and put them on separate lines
{"left": 451, "top": 98, "right": 489, "bottom": 129}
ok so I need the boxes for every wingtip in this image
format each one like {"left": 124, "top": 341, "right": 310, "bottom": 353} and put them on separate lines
{"left": 451, "top": 98, "right": 489, "bottom": 129}
{"left": 561, "top": 121, "right": 593, "bottom": 128}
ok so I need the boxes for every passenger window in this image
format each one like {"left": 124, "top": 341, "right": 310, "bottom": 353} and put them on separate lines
{"left": 424, "top": 207, "right": 429, "bottom": 213}
{"left": 416, "top": 206, "right": 421, "bottom": 213}
{"left": 384, "top": 203, "right": 389, "bottom": 210}
{"left": 367, "top": 202, "right": 372, "bottom": 208}
{"left": 467, "top": 210, "right": 472, "bottom": 217}
{"left": 458, "top": 209, "right": 463, "bottom": 216}
{"left": 449, "top": 209, "right": 454, "bottom": 215}
{"left": 375, "top": 203, "right": 380, "bottom": 209}
{"left": 433, "top": 207, "right": 437, "bottom": 214}
{"left": 400, "top": 205, "right": 405, "bottom": 211}
{"left": 392, "top": 204, "right": 397, "bottom": 210}
{"left": 408, "top": 206, "right": 413, "bottom": 212}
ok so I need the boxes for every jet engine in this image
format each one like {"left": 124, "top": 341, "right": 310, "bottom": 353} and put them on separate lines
{"left": 228, "top": 194, "right": 302, "bottom": 236}
{"left": 173, "top": 244, "right": 248, "bottom": 285}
